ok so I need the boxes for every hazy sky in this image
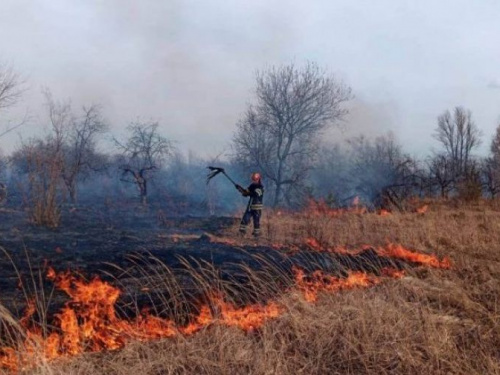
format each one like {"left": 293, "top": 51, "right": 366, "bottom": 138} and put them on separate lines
{"left": 1, "top": 0, "right": 499, "bottom": 158}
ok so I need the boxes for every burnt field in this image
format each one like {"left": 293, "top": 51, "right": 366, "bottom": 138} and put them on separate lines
{"left": 0, "top": 202, "right": 499, "bottom": 374}
{"left": 0, "top": 206, "right": 239, "bottom": 289}
{"left": 0, "top": 204, "right": 412, "bottom": 317}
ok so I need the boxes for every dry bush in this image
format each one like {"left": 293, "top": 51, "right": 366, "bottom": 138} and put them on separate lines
{"left": 457, "top": 176, "right": 483, "bottom": 203}
{"left": 18, "top": 142, "right": 65, "bottom": 228}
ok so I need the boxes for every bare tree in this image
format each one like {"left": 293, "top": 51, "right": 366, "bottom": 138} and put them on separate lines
{"left": 491, "top": 121, "right": 500, "bottom": 161}
{"left": 434, "top": 106, "right": 481, "bottom": 179}
{"left": 62, "top": 106, "right": 108, "bottom": 203}
{"left": 0, "top": 65, "right": 24, "bottom": 205}
{"left": 348, "top": 134, "right": 420, "bottom": 210}
{"left": 481, "top": 157, "right": 500, "bottom": 198}
{"left": 0, "top": 64, "right": 23, "bottom": 111}
{"left": 233, "top": 62, "right": 352, "bottom": 207}
{"left": 427, "top": 154, "right": 455, "bottom": 198}
{"left": 0, "top": 64, "right": 26, "bottom": 138}
{"left": 116, "top": 121, "right": 172, "bottom": 205}
{"left": 44, "top": 92, "right": 108, "bottom": 203}
{"left": 481, "top": 122, "right": 500, "bottom": 198}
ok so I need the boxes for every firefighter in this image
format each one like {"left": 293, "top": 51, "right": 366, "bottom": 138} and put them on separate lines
{"left": 236, "top": 172, "right": 264, "bottom": 237}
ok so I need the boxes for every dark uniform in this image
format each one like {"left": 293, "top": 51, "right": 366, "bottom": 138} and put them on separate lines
{"left": 237, "top": 180, "right": 264, "bottom": 237}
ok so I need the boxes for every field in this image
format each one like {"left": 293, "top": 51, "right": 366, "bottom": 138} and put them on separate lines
{"left": 0, "top": 201, "right": 499, "bottom": 374}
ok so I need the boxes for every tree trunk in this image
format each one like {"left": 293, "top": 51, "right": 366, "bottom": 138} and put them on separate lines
{"left": 69, "top": 181, "right": 77, "bottom": 204}
{"left": 274, "top": 182, "right": 282, "bottom": 208}
{"left": 273, "top": 160, "right": 283, "bottom": 207}
{"left": 139, "top": 178, "right": 147, "bottom": 205}
{"left": 440, "top": 186, "right": 447, "bottom": 199}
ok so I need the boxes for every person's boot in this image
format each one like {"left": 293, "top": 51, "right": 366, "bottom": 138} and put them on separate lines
{"left": 239, "top": 224, "right": 247, "bottom": 237}
{"left": 252, "top": 229, "right": 261, "bottom": 238}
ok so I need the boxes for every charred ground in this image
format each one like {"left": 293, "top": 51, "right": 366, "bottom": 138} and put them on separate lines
{"left": 0, "top": 204, "right": 409, "bottom": 319}
{"left": 1, "top": 201, "right": 498, "bottom": 374}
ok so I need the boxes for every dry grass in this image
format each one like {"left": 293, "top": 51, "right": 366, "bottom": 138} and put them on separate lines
{"left": 2, "top": 201, "right": 500, "bottom": 374}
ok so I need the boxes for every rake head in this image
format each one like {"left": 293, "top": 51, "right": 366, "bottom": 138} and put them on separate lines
{"left": 206, "top": 166, "right": 224, "bottom": 184}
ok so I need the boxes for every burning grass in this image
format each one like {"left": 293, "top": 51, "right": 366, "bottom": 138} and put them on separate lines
{"left": 1, "top": 201, "right": 500, "bottom": 374}
{"left": 0, "top": 250, "right": 422, "bottom": 372}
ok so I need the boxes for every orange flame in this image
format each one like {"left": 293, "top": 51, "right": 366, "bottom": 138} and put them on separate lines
{"left": 304, "top": 198, "right": 367, "bottom": 218}
{"left": 293, "top": 267, "right": 385, "bottom": 303}
{"left": 0, "top": 348, "right": 16, "bottom": 371}
{"left": 374, "top": 243, "right": 451, "bottom": 269}
{"left": 416, "top": 205, "right": 428, "bottom": 214}
{"left": 0, "top": 238, "right": 450, "bottom": 372}
{"left": 304, "top": 237, "right": 322, "bottom": 250}
{"left": 378, "top": 209, "right": 391, "bottom": 216}
{"left": 215, "top": 298, "right": 281, "bottom": 332}
{"left": 303, "top": 198, "right": 431, "bottom": 217}
{"left": 0, "top": 268, "right": 284, "bottom": 372}
{"left": 300, "top": 238, "right": 450, "bottom": 270}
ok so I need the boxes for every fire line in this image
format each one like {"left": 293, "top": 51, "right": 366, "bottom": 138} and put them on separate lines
{"left": 0, "top": 243, "right": 450, "bottom": 372}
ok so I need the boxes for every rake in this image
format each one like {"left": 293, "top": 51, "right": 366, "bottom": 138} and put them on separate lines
{"left": 206, "top": 166, "right": 239, "bottom": 186}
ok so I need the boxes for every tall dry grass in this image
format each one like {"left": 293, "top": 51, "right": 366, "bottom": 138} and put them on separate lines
{"left": 1, "top": 201, "right": 500, "bottom": 374}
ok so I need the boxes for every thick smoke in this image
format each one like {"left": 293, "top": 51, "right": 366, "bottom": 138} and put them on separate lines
{"left": 0, "top": 0, "right": 302, "bottom": 156}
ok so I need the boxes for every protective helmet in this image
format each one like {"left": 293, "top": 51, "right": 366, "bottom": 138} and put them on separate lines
{"left": 251, "top": 172, "right": 261, "bottom": 182}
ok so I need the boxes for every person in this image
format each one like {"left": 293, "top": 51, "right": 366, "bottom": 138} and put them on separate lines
{"left": 236, "top": 172, "right": 264, "bottom": 237}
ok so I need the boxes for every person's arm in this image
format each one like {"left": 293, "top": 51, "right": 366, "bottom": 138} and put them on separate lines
{"left": 247, "top": 185, "right": 263, "bottom": 198}
{"left": 235, "top": 184, "right": 250, "bottom": 196}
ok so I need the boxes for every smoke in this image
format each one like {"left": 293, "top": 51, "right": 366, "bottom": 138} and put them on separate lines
{"left": 311, "top": 131, "right": 412, "bottom": 207}
{"left": 323, "top": 97, "right": 397, "bottom": 142}
{"left": 487, "top": 80, "right": 500, "bottom": 90}
{"left": 2, "top": 0, "right": 500, "bottom": 211}
{"left": 1, "top": 0, "right": 302, "bottom": 156}
{"left": 3, "top": 0, "right": 500, "bottom": 158}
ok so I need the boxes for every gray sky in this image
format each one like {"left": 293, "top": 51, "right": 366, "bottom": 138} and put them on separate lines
{"left": 1, "top": 0, "right": 499, "bottom": 158}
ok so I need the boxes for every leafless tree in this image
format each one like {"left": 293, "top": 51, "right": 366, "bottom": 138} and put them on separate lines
{"left": 480, "top": 122, "right": 500, "bottom": 198}
{"left": 0, "top": 64, "right": 26, "bottom": 138}
{"left": 427, "top": 154, "right": 455, "bottom": 198}
{"left": 348, "top": 134, "right": 420, "bottom": 210}
{"left": 116, "top": 121, "right": 172, "bottom": 205}
{"left": 233, "top": 62, "right": 352, "bottom": 207}
{"left": 434, "top": 106, "right": 481, "bottom": 179}
{"left": 0, "top": 65, "right": 24, "bottom": 205}
{"left": 44, "top": 92, "right": 109, "bottom": 203}
{"left": 481, "top": 157, "right": 500, "bottom": 198}
{"left": 64, "top": 109, "right": 108, "bottom": 203}
{"left": 490, "top": 120, "right": 500, "bottom": 165}
{"left": 0, "top": 64, "right": 23, "bottom": 111}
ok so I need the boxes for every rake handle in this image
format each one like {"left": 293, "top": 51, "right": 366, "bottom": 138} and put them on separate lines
{"left": 222, "top": 171, "right": 239, "bottom": 186}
